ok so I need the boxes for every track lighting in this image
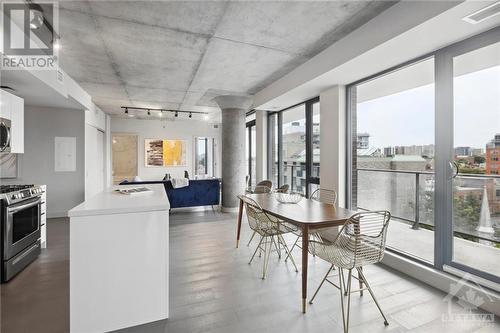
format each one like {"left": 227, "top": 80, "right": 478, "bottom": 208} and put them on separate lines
{"left": 124, "top": 108, "right": 128, "bottom": 114}
{"left": 120, "top": 106, "right": 207, "bottom": 119}
{"left": 189, "top": 112, "right": 192, "bottom": 118}
{"left": 175, "top": 111, "right": 178, "bottom": 117}
{"left": 160, "top": 111, "right": 164, "bottom": 117}
{"left": 147, "top": 109, "right": 151, "bottom": 116}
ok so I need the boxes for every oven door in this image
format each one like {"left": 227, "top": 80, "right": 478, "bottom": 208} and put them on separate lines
{"left": 3, "top": 197, "right": 41, "bottom": 260}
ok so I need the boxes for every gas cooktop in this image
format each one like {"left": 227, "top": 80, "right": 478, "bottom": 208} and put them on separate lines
{"left": 0, "top": 184, "right": 35, "bottom": 194}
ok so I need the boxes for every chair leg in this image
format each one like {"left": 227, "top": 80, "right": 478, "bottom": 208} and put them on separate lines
{"left": 358, "top": 267, "right": 364, "bottom": 297}
{"left": 284, "top": 235, "right": 300, "bottom": 262}
{"left": 309, "top": 264, "right": 334, "bottom": 304}
{"left": 356, "top": 267, "right": 389, "bottom": 326}
{"left": 249, "top": 235, "right": 264, "bottom": 265}
{"left": 262, "top": 237, "right": 272, "bottom": 279}
{"left": 345, "top": 269, "right": 353, "bottom": 332}
{"left": 278, "top": 234, "right": 298, "bottom": 272}
{"left": 271, "top": 236, "right": 281, "bottom": 259}
{"left": 338, "top": 268, "right": 347, "bottom": 332}
{"left": 247, "top": 230, "right": 256, "bottom": 247}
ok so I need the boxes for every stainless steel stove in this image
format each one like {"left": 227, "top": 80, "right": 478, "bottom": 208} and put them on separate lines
{"left": 0, "top": 184, "right": 43, "bottom": 282}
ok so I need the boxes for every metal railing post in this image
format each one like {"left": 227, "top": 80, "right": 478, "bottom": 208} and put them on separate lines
{"left": 412, "top": 173, "right": 420, "bottom": 230}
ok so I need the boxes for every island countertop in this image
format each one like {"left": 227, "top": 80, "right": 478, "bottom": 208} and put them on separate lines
{"left": 68, "top": 184, "right": 170, "bottom": 217}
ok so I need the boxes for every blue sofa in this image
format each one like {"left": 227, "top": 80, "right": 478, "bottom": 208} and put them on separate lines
{"left": 119, "top": 179, "right": 221, "bottom": 209}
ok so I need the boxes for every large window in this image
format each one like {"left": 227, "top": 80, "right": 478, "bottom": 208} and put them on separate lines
{"left": 245, "top": 114, "right": 256, "bottom": 187}
{"left": 195, "top": 137, "right": 215, "bottom": 177}
{"left": 347, "top": 28, "right": 500, "bottom": 285}
{"left": 349, "top": 57, "right": 436, "bottom": 264}
{"left": 268, "top": 97, "right": 319, "bottom": 196}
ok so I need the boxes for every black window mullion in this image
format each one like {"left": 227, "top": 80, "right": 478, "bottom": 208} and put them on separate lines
{"left": 305, "top": 100, "right": 313, "bottom": 198}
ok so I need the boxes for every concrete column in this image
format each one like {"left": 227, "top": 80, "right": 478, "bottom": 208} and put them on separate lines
{"left": 214, "top": 95, "right": 253, "bottom": 211}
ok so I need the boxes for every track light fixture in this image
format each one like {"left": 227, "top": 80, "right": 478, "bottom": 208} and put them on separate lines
{"left": 120, "top": 106, "right": 208, "bottom": 119}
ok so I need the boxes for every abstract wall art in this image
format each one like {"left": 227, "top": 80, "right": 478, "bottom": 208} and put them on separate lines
{"left": 145, "top": 139, "right": 186, "bottom": 167}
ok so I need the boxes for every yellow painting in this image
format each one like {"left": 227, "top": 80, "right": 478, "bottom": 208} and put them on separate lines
{"left": 145, "top": 139, "right": 186, "bottom": 167}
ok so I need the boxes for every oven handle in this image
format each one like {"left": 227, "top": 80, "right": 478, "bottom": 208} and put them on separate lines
{"left": 7, "top": 197, "right": 41, "bottom": 214}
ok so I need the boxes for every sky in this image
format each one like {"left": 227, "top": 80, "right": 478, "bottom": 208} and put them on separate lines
{"left": 357, "top": 65, "right": 500, "bottom": 150}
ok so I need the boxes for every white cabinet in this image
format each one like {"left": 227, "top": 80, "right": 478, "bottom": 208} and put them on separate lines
{"left": 40, "top": 185, "right": 47, "bottom": 249}
{"left": 10, "top": 93, "right": 24, "bottom": 153}
{"left": 0, "top": 90, "right": 24, "bottom": 153}
{"left": 0, "top": 90, "right": 12, "bottom": 120}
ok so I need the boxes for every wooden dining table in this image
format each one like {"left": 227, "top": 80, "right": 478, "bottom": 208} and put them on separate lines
{"left": 236, "top": 193, "right": 356, "bottom": 313}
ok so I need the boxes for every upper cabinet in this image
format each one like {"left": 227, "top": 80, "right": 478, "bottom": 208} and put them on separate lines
{"left": 0, "top": 90, "right": 24, "bottom": 153}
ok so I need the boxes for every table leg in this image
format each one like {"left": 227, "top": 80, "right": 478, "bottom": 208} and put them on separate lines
{"left": 302, "top": 225, "right": 309, "bottom": 313}
{"left": 236, "top": 199, "right": 244, "bottom": 248}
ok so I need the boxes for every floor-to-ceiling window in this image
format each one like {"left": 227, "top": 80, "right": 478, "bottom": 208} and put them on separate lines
{"left": 347, "top": 27, "right": 500, "bottom": 285}
{"left": 448, "top": 38, "right": 500, "bottom": 281}
{"left": 268, "top": 97, "right": 319, "bottom": 196}
{"left": 348, "top": 57, "right": 436, "bottom": 264}
{"left": 195, "top": 137, "right": 215, "bottom": 177}
{"left": 245, "top": 113, "right": 256, "bottom": 187}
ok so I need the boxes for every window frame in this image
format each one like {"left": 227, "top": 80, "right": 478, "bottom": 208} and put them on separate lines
{"left": 267, "top": 96, "right": 319, "bottom": 197}
{"left": 346, "top": 26, "right": 500, "bottom": 285}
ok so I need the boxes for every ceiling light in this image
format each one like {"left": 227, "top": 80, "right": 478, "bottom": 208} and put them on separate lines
{"left": 29, "top": 6, "right": 44, "bottom": 30}
{"left": 189, "top": 112, "right": 192, "bottom": 118}
{"left": 203, "top": 114, "right": 209, "bottom": 121}
{"left": 159, "top": 110, "right": 164, "bottom": 117}
{"left": 124, "top": 108, "right": 129, "bottom": 114}
{"left": 175, "top": 111, "right": 178, "bottom": 117}
{"left": 147, "top": 109, "right": 151, "bottom": 116}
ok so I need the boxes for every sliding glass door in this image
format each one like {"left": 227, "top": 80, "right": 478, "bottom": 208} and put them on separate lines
{"left": 440, "top": 35, "right": 500, "bottom": 283}
{"left": 348, "top": 26, "right": 500, "bottom": 285}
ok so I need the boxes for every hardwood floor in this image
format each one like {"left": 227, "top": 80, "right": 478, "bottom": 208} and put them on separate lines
{"left": 1, "top": 212, "right": 498, "bottom": 333}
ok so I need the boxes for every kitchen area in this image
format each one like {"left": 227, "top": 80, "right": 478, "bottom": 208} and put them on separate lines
{"left": 1, "top": 60, "right": 111, "bottom": 332}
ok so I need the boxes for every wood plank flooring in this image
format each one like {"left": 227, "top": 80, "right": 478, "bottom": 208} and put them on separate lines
{"left": 1, "top": 211, "right": 498, "bottom": 333}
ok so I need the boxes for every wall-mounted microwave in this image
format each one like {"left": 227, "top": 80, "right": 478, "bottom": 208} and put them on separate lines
{"left": 0, "top": 118, "right": 11, "bottom": 153}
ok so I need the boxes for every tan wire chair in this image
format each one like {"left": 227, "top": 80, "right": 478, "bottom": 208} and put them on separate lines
{"left": 256, "top": 180, "right": 273, "bottom": 189}
{"left": 238, "top": 194, "right": 298, "bottom": 279}
{"left": 308, "top": 211, "right": 391, "bottom": 333}
{"left": 275, "top": 184, "right": 289, "bottom": 193}
{"left": 284, "top": 188, "right": 337, "bottom": 262}
{"left": 245, "top": 183, "right": 273, "bottom": 246}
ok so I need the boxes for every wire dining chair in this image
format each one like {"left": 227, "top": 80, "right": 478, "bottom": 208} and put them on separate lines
{"left": 308, "top": 211, "right": 391, "bottom": 333}
{"left": 284, "top": 188, "right": 337, "bottom": 262}
{"left": 237, "top": 195, "right": 298, "bottom": 279}
{"left": 275, "top": 184, "right": 289, "bottom": 193}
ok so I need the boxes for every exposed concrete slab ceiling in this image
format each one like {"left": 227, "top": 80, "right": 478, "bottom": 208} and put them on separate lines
{"left": 57, "top": 0, "right": 395, "bottom": 119}
{"left": 254, "top": 1, "right": 500, "bottom": 111}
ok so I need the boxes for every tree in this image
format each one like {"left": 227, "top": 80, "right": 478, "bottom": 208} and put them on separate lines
{"left": 473, "top": 155, "right": 485, "bottom": 164}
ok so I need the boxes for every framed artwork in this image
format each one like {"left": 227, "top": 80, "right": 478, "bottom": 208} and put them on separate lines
{"left": 145, "top": 139, "right": 186, "bottom": 167}
{"left": 0, "top": 153, "right": 18, "bottom": 178}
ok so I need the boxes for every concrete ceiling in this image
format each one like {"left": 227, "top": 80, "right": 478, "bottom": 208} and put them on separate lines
{"left": 56, "top": 0, "right": 394, "bottom": 118}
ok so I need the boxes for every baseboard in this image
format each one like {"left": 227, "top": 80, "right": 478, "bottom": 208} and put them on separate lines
{"left": 381, "top": 251, "right": 500, "bottom": 316}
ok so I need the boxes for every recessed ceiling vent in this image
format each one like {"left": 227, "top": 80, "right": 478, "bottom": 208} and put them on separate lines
{"left": 463, "top": 1, "right": 500, "bottom": 24}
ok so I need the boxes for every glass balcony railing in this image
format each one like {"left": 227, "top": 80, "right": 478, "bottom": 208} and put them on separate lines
{"left": 356, "top": 168, "right": 500, "bottom": 271}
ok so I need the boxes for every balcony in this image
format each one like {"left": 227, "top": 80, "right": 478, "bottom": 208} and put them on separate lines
{"left": 356, "top": 168, "right": 500, "bottom": 277}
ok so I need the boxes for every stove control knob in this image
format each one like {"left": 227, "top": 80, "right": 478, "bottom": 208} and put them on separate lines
{"left": 11, "top": 195, "right": 16, "bottom": 200}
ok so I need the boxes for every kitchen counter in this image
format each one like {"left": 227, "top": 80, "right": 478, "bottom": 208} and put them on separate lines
{"left": 68, "top": 184, "right": 169, "bottom": 217}
{"left": 69, "top": 184, "right": 170, "bottom": 333}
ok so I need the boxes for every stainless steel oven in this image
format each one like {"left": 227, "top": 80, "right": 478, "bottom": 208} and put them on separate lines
{"left": 1, "top": 185, "right": 42, "bottom": 282}
{"left": 0, "top": 117, "right": 11, "bottom": 153}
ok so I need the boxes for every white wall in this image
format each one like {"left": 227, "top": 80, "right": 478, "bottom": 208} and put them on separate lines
{"left": 319, "top": 85, "right": 346, "bottom": 207}
{"left": 110, "top": 118, "right": 221, "bottom": 181}
{"left": 85, "top": 107, "right": 107, "bottom": 199}
{"left": 2, "top": 106, "right": 85, "bottom": 217}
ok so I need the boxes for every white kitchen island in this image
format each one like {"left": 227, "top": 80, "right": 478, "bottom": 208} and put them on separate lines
{"left": 68, "top": 184, "right": 169, "bottom": 333}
